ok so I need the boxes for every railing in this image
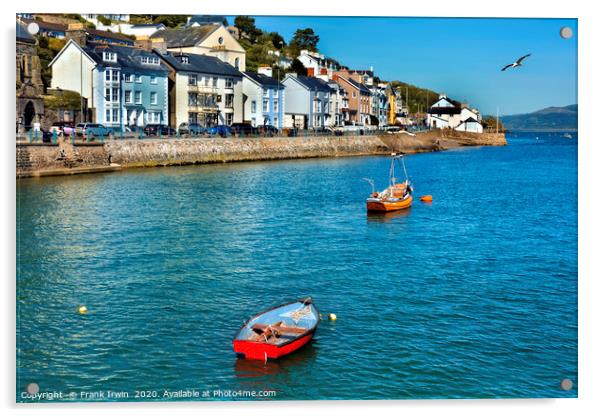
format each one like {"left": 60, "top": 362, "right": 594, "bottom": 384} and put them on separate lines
{"left": 16, "top": 125, "right": 435, "bottom": 144}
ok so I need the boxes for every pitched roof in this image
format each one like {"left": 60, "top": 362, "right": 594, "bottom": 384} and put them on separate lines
{"left": 158, "top": 51, "right": 242, "bottom": 77}
{"left": 16, "top": 20, "right": 35, "bottom": 43}
{"left": 86, "top": 28, "right": 134, "bottom": 44}
{"left": 150, "top": 25, "right": 219, "bottom": 48}
{"left": 81, "top": 42, "right": 169, "bottom": 72}
{"left": 287, "top": 75, "right": 333, "bottom": 92}
{"left": 345, "top": 77, "right": 372, "bottom": 94}
{"left": 460, "top": 117, "right": 480, "bottom": 124}
{"left": 427, "top": 107, "right": 461, "bottom": 115}
{"left": 243, "top": 72, "right": 282, "bottom": 88}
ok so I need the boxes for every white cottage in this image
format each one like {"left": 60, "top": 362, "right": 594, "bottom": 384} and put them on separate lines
{"left": 427, "top": 94, "right": 483, "bottom": 132}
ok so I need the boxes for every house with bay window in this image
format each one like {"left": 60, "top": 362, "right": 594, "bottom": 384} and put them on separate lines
{"left": 49, "top": 39, "right": 169, "bottom": 129}
{"left": 241, "top": 67, "right": 285, "bottom": 129}
{"left": 156, "top": 51, "right": 243, "bottom": 128}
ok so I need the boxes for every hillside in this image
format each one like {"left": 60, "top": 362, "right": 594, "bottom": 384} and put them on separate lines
{"left": 501, "top": 104, "right": 577, "bottom": 131}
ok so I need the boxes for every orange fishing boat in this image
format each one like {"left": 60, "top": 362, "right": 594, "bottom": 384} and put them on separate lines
{"left": 364, "top": 154, "right": 413, "bottom": 213}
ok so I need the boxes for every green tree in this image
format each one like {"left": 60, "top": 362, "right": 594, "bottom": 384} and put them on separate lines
{"left": 97, "top": 15, "right": 112, "bottom": 25}
{"left": 289, "top": 28, "right": 319, "bottom": 57}
{"left": 482, "top": 115, "right": 506, "bottom": 132}
{"left": 289, "top": 58, "right": 308, "bottom": 77}
{"left": 234, "top": 16, "right": 261, "bottom": 42}
{"left": 153, "top": 15, "right": 188, "bottom": 28}
{"left": 266, "top": 32, "right": 286, "bottom": 50}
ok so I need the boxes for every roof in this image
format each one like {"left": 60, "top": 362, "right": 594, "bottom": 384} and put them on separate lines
{"left": 81, "top": 42, "right": 169, "bottom": 73}
{"left": 433, "top": 96, "right": 462, "bottom": 108}
{"left": 150, "top": 25, "right": 219, "bottom": 48}
{"left": 21, "top": 18, "right": 67, "bottom": 33}
{"left": 86, "top": 28, "right": 134, "bottom": 44}
{"left": 131, "top": 23, "right": 166, "bottom": 28}
{"left": 243, "top": 72, "right": 283, "bottom": 88}
{"left": 287, "top": 75, "right": 333, "bottom": 93}
{"left": 427, "top": 107, "right": 461, "bottom": 115}
{"left": 345, "top": 78, "right": 372, "bottom": 94}
{"left": 158, "top": 51, "right": 242, "bottom": 77}
{"left": 16, "top": 20, "right": 35, "bottom": 43}
{"left": 460, "top": 117, "right": 480, "bottom": 124}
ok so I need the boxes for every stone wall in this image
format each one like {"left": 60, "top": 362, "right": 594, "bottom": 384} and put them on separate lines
{"left": 16, "top": 138, "right": 110, "bottom": 176}
{"left": 104, "top": 135, "right": 390, "bottom": 168}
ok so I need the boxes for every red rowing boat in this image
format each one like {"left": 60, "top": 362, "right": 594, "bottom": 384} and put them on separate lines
{"left": 233, "top": 298, "right": 320, "bottom": 361}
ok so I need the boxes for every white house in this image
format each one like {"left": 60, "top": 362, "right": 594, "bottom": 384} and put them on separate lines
{"left": 158, "top": 51, "right": 243, "bottom": 128}
{"left": 297, "top": 50, "right": 342, "bottom": 79}
{"left": 242, "top": 67, "right": 285, "bottom": 129}
{"left": 427, "top": 94, "right": 483, "bottom": 132}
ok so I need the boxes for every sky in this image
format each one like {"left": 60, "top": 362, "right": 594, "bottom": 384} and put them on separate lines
{"left": 228, "top": 16, "right": 577, "bottom": 116}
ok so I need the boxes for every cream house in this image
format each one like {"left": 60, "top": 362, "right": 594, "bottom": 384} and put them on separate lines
{"left": 151, "top": 24, "right": 246, "bottom": 71}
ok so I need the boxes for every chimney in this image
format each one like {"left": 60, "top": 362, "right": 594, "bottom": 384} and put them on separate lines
{"left": 307, "top": 67, "right": 315, "bottom": 77}
{"left": 258, "top": 65, "right": 273, "bottom": 77}
{"left": 66, "top": 23, "right": 87, "bottom": 47}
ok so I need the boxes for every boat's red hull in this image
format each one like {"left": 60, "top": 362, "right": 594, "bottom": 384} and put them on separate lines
{"left": 233, "top": 331, "right": 315, "bottom": 360}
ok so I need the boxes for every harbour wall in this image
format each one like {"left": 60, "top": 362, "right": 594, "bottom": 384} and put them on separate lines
{"left": 16, "top": 130, "right": 506, "bottom": 177}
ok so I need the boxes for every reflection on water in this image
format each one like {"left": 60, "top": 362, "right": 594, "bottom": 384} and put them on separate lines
{"left": 366, "top": 207, "right": 413, "bottom": 223}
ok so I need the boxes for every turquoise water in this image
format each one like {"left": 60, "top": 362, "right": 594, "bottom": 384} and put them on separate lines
{"left": 16, "top": 132, "right": 577, "bottom": 401}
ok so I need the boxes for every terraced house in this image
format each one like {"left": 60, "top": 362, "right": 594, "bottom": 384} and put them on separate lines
{"left": 242, "top": 67, "right": 285, "bottom": 129}
{"left": 157, "top": 51, "right": 243, "bottom": 128}
{"left": 50, "top": 39, "right": 169, "bottom": 129}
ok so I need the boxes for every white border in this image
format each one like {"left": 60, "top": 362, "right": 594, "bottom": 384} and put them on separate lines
{"left": 3, "top": 1, "right": 601, "bottom": 416}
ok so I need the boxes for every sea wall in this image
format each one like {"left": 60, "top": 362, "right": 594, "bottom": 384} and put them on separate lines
{"left": 104, "top": 135, "right": 390, "bottom": 168}
{"left": 16, "top": 130, "right": 506, "bottom": 177}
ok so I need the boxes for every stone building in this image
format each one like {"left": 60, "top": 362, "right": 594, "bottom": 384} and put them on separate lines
{"left": 16, "top": 20, "right": 45, "bottom": 133}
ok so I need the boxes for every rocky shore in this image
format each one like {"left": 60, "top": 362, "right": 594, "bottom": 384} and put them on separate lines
{"left": 16, "top": 130, "right": 506, "bottom": 178}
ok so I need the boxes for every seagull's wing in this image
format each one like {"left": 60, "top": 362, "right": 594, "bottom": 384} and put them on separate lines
{"left": 516, "top": 54, "right": 531, "bottom": 64}
{"left": 501, "top": 63, "right": 513, "bottom": 71}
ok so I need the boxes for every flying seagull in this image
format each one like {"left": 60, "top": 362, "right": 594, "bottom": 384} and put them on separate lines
{"left": 501, "top": 54, "right": 531, "bottom": 71}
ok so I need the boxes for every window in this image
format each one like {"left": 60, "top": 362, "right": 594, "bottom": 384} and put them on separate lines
{"left": 234, "top": 57, "right": 240, "bottom": 69}
{"left": 225, "top": 78, "right": 233, "bottom": 88}
{"left": 112, "top": 71, "right": 119, "bottom": 82}
{"left": 150, "top": 92, "right": 157, "bottom": 105}
{"left": 188, "top": 74, "right": 197, "bottom": 86}
{"left": 135, "top": 74, "right": 142, "bottom": 83}
{"left": 225, "top": 113, "right": 233, "bottom": 125}
{"left": 105, "top": 108, "right": 120, "bottom": 123}
{"left": 263, "top": 89, "right": 269, "bottom": 97}
{"left": 103, "top": 51, "right": 117, "bottom": 62}
{"left": 105, "top": 71, "right": 111, "bottom": 82}
{"left": 352, "top": 91, "right": 357, "bottom": 98}
{"left": 140, "top": 56, "right": 160, "bottom": 65}
{"left": 179, "top": 55, "right": 189, "bottom": 64}
{"left": 148, "top": 111, "right": 161, "bottom": 123}
{"left": 204, "top": 76, "right": 209, "bottom": 87}
{"left": 273, "top": 116, "right": 278, "bottom": 127}
{"left": 124, "top": 73, "right": 133, "bottom": 82}
{"left": 112, "top": 88, "right": 119, "bottom": 102}
{"left": 188, "top": 92, "right": 198, "bottom": 106}
{"left": 125, "top": 90, "right": 132, "bottom": 103}
{"left": 135, "top": 91, "right": 141, "bottom": 104}
{"left": 263, "top": 99, "right": 268, "bottom": 112}
{"left": 273, "top": 100, "right": 278, "bottom": 112}
{"left": 150, "top": 76, "right": 157, "bottom": 84}
{"left": 188, "top": 112, "right": 198, "bottom": 124}
{"left": 251, "top": 100, "right": 256, "bottom": 113}
{"left": 113, "top": 108, "right": 119, "bottom": 123}
{"left": 218, "top": 36, "right": 224, "bottom": 45}
{"left": 212, "top": 77, "right": 218, "bottom": 87}
{"left": 225, "top": 94, "right": 234, "bottom": 108}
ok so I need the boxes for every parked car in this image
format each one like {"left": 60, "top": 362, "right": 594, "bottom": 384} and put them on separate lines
{"left": 230, "top": 122, "right": 258, "bottom": 136}
{"left": 207, "top": 125, "right": 232, "bottom": 137}
{"left": 50, "top": 122, "right": 74, "bottom": 136}
{"left": 75, "top": 123, "right": 114, "bottom": 138}
{"left": 258, "top": 125, "right": 279, "bottom": 136}
{"left": 384, "top": 126, "right": 402, "bottom": 134}
{"left": 178, "top": 122, "right": 207, "bottom": 136}
{"left": 143, "top": 124, "right": 177, "bottom": 137}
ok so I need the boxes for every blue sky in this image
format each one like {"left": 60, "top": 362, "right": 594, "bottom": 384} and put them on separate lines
{"left": 228, "top": 16, "right": 577, "bottom": 115}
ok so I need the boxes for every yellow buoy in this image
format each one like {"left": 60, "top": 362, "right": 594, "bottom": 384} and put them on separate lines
{"left": 78, "top": 305, "right": 88, "bottom": 314}
{"left": 328, "top": 313, "right": 337, "bottom": 321}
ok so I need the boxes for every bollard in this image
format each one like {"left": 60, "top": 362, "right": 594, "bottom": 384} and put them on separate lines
{"left": 52, "top": 131, "right": 57, "bottom": 144}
